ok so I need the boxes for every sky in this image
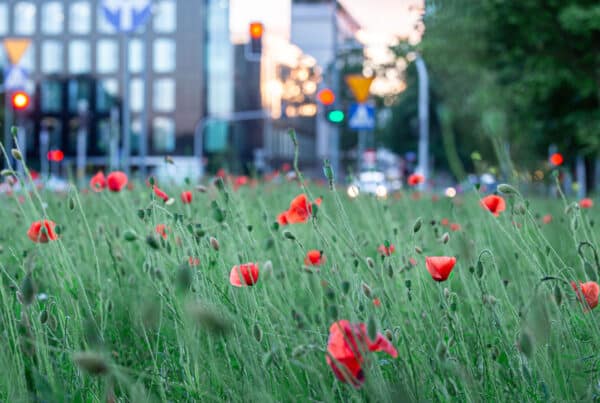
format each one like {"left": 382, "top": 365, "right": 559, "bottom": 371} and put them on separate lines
{"left": 230, "top": 0, "right": 423, "bottom": 45}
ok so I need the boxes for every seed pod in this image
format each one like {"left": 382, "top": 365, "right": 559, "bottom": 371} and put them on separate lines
{"left": 146, "top": 235, "right": 160, "bottom": 250}
{"left": 282, "top": 230, "right": 296, "bottom": 240}
{"left": 209, "top": 236, "right": 220, "bottom": 251}
{"left": 384, "top": 329, "right": 393, "bottom": 341}
{"left": 415, "top": 246, "right": 423, "bottom": 254}
{"left": 11, "top": 149, "right": 22, "bottom": 160}
{"left": 123, "top": 230, "right": 137, "bottom": 242}
{"left": 366, "top": 257, "right": 375, "bottom": 269}
{"left": 73, "top": 352, "right": 110, "bottom": 376}
{"left": 440, "top": 232, "right": 450, "bottom": 244}
{"left": 253, "top": 323, "right": 263, "bottom": 342}
{"left": 413, "top": 217, "right": 423, "bottom": 233}
{"left": 361, "top": 282, "right": 372, "bottom": 298}
{"left": 68, "top": 197, "right": 76, "bottom": 211}
{"left": 39, "top": 309, "right": 48, "bottom": 324}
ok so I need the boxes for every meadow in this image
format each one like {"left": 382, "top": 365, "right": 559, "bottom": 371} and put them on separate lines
{"left": 0, "top": 147, "right": 599, "bottom": 402}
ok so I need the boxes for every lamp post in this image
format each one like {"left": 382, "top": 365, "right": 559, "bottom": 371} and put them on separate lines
{"left": 415, "top": 55, "right": 429, "bottom": 188}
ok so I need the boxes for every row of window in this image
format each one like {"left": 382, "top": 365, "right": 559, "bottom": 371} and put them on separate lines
{"left": 0, "top": 1, "right": 176, "bottom": 36}
{"left": 3, "top": 38, "right": 175, "bottom": 75}
{"left": 39, "top": 78, "right": 175, "bottom": 113}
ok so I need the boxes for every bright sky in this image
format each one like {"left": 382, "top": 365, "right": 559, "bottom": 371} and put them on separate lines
{"left": 230, "top": 0, "right": 423, "bottom": 44}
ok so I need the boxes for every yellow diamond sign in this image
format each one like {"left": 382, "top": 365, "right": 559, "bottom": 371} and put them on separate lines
{"left": 345, "top": 74, "right": 374, "bottom": 103}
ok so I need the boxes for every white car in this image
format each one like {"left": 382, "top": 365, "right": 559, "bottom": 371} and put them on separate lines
{"left": 347, "top": 171, "right": 402, "bottom": 198}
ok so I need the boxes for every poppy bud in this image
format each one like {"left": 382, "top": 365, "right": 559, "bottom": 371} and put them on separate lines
{"left": 476, "top": 261, "right": 484, "bottom": 278}
{"left": 323, "top": 159, "right": 334, "bottom": 182}
{"left": 440, "top": 232, "right": 450, "bottom": 244}
{"left": 39, "top": 309, "right": 48, "bottom": 324}
{"left": 123, "top": 230, "right": 137, "bottom": 242}
{"left": 514, "top": 202, "right": 526, "bottom": 215}
{"left": 385, "top": 329, "right": 393, "bottom": 341}
{"left": 341, "top": 281, "right": 350, "bottom": 295}
{"left": 283, "top": 230, "right": 296, "bottom": 240}
{"left": 553, "top": 284, "right": 562, "bottom": 306}
{"left": 518, "top": 331, "right": 534, "bottom": 358}
{"left": 497, "top": 183, "right": 519, "bottom": 195}
{"left": 165, "top": 198, "right": 175, "bottom": 206}
{"left": 262, "top": 260, "right": 273, "bottom": 279}
{"left": 73, "top": 352, "right": 110, "bottom": 376}
{"left": 11, "top": 148, "right": 22, "bottom": 160}
{"left": 366, "top": 257, "right": 375, "bottom": 269}
{"left": 146, "top": 235, "right": 160, "bottom": 250}
{"left": 196, "top": 185, "right": 207, "bottom": 193}
{"left": 253, "top": 323, "right": 263, "bottom": 342}
{"left": 415, "top": 246, "right": 423, "bottom": 254}
{"left": 361, "top": 282, "right": 372, "bottom": 298}
{"left": 413, "top": 217, "right": 423, "bottom": 233}
{"left": 209, "top": 236, "right": 220, "bottom": 251}
{"left": 1, "top": 169, "right": 15, "bottom": 176}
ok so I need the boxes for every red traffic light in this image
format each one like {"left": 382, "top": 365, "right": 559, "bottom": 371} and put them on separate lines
{"left": 249, "top": 22, "right": 264, "bottom": 39}
{"left": 12, "top": 91, "right": 30, "bottom": 110}
{"left": 549, "top": 152, "right": 563, "bottom": 166}
{"left": 47, "top": 149, "right": 64, "bottom": 162}
{"left": 317, "top": 88, "right": 335, "bottom": 106}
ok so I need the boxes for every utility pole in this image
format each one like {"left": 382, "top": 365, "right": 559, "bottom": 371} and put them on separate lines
{"left": 415, "top": 55, "right": 429, "bottom": 186}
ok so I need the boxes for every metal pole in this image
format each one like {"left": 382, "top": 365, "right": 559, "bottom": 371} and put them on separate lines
{"left": 576, "top": 154, "right": 586, "bottom": 198}
{"left": 357, "top": 130, "right": 366, "bottom": 171}
{"left": 76, "top": 101, "right": 88, "bottom": 188}
{"left": 415, "top": 56, "right": 429, "bottom": 186}
{"left": 122, "top": 33, "right": 131, "bottom": 175}
{"left": 330, "top": 0, "right": 340, "bottom": 181}
{"left": 40, "top": 126, "right": 49, "bottom": 178}
{"left": 3, "top": 92, "right": 12, "bottom": 169}
{"left": 193, "top": 118, "right": 206, "bottom": 179}
{"left": 16, "top": 123, "right": 25, "bottom": 176}
{"left": 109, "top": 106, "right": 120, "bottom": 170}
{"left": 139, "top": 19, "right": 150, "bottom": 178}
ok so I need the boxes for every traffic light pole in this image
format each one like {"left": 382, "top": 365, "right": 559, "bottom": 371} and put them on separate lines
{"left": 3, "top": 91, "right": 12, "bottom": 169}
{"left": 122, "top": 32, "right": 131, "bottom": 176}
{"left": 415, "top": 55, "right": 429, "bottom": 187}
{"left": 329, "top": 0, "right": 340, "bottom": 181}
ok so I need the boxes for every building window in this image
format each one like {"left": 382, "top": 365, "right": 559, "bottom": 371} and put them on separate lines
{"left": 153, "top": 79, "right": 175, "bottom": 112}
{"left": 14, "top": 2, "right": 36, "bottom": 35}
{"left": 96, "top": 39, "right": 119, "bottom": 73}
{"left": 153, "top": 0, "right": 176, "bottom": 33}
{"left": 153, "top": 117, "right": 175, "bottom": 153}
{"left": 131, "top": 118, "right": 142, "bottom": 154}
{"left": 41, "top": 2, "right": 64, "bottom": 34}
{"left": 0, "top": 4, "right": 9, "bottom": 36}
{"left": 97, "top": 79, "right": 119, "bottom": 112}
{"left": 69, "top": 2, "right": 91, "bottom": 34}
{"left": 41, "top": 41, "right": 63, "bottom": 74}
{"left": 129, "top": 39, "right": 144, "bottom": 74}
{"left": 69, "top": 41, "right": 91, "bottom": 74}
{"left": 68, "top": 79, "right": 91, "bottom": 113}
{"left": 41, "top": 81, "right": 63, "bottom": 112}
{"left": 20, "top": 44, "right": 36, "bottom": 72}
{"left": 153, "top": 39, "right": 176, "bottom": 73}
{"left": 130, "top": 79, "right": 144, "bottom": 113}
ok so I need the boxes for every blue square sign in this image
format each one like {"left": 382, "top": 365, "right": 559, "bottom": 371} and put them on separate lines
{"left": 348, "top": 103, "right": 375, "bottom": 131}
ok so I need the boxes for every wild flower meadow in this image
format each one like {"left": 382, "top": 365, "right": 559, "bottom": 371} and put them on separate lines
{"left": 0, "top": 137, "right": 599, "bottom": 402}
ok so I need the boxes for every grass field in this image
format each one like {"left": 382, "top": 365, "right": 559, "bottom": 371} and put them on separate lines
{"left": 0, "top": 150, "right": 599, "bottom": 402}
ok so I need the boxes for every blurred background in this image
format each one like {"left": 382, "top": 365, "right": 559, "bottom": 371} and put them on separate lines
{"left": 0, "top": 0, "right": 598, "bottom": 195}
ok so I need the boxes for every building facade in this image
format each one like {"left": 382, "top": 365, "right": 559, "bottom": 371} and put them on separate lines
{"left": 0, "top": 0, "right": 205, "bottom": 171}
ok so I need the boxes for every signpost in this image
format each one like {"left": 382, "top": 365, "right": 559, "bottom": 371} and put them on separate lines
{"left": 101, "top": 0, "right": 152, "bottom": 176}
{"left": 345, "top": 75, "right": 375, "bottom": 171}
{"left": 3, "top": 39, "right": 31, "bottom": 172}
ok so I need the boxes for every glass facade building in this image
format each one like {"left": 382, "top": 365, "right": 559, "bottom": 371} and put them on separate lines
{"left": 0, "top": 0, "right": 206, "bottom": 167}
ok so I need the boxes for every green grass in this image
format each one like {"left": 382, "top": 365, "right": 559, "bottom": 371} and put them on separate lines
{"left": 0, "top": 160, "right": 599, "bottom": 402}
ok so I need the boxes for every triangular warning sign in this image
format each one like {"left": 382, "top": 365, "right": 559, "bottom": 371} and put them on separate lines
{"left": 345, "top": 74, "right": 374, "bottom": 103}
{"left": 4, "top": 38, "right": 31, "bottom": 65}
{"left": 4, "top": 66, "right": 28, "bottom": 90}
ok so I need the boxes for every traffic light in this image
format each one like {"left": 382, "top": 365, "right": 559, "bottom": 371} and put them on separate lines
{"left": 11, "top": 91, "right": 30, "bottom": 111}
{"left": 549, "top": 152, "right": 563, "bottom": 166}
{"left": 327, "top": 109, "right": 345, "bottom": 124}
{"left": 317, "top": 88, "right": 335, "bottom": 106}
{"left": 246, "top": 22, "right": 263, "bottom": 60}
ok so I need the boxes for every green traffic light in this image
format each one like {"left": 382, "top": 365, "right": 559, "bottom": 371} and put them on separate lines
{"left": 328, "top": 110, "right": 345, "bottom": 123}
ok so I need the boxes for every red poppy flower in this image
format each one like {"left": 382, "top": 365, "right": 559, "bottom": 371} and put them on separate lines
{"left": 407, "top": 173, "right": 424, "bottom": 186}
{"left": 305, "top": 250, "right": 325, "bottom": 266}
{"left": 155, "top": 224, "right": 168, "bottom": 239}
{"left": 277, "top": 212, "right": 289, "bottom": 225}
{"left": 90, "top": 171, "right": 106, "bottom": 192}
{"left": 282, "top": 162, "right": 291, "bottom": 172}
{"left": 450, "top": 223, "right": 461, "bottom": 232}
{"left": 481, "top": 194, "right": 506, "bottom": 216}
{"left": 377, "top": 244, "right": 395, "bottom": 256}
{"left": 27, "top": 220, "right": 58, "bottom": 243}
{"left": 326, "top": 320, "right": 398, "bottom": 388}
{"left": 106, "top": 171, "right": 128, "bottom": 192}
{"left": 409, "top": 257, "right": 417, "bottom": 266}
{"left": 425, "top": 256, "right": 457, "bottom": 282}
{"left": 580, "top": 198, "right": 593, "bottom": 209}
{"left": 285, "top": 194, "right": 320, "bottom": 224}
{"left": 153, "top": 186, "right": 169, "bottom": 202}
{"left": 233, "top": 176, "right": 249, "bottom": 190}
{"left": 431, "top": 194, "right": 440, "bottom": 202}
{"left": 188, "top": 257, "right": 200, "bottom": 267}
{"left": 372, "top": 298, "right": 381, "bottom": 307}
{"left": 542, "top": 214, "right": 552, "bottom": 224}
{"left": 181, "top": 190, "right": 192, "bottom": 204}
{"left": 229, "top": 263, "right": 259, "bottom": 287}
{"left": 47, "top": 149, "right": 64, "bottom": 162}
{"left": 30, "top": 170, "right": 40, "bottom": 181}
{"left": 216, "top": 168, "right": 226, "bottom": 178}
{"left": 571, "top": 281, "right": 599, "bottom": 311}
{"left": 440, "top": 218, "right": 449, "bottom": 226}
